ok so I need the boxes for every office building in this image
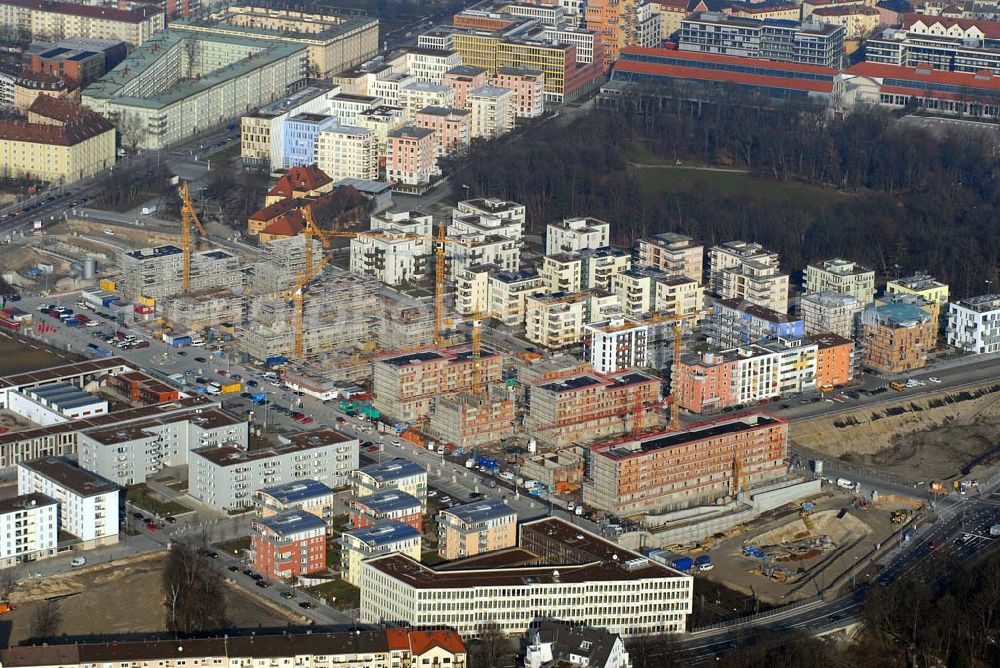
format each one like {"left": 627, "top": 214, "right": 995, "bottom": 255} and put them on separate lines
{"left": 635, "top": 233, "right": 703, "bottom": 283}
{"left": 546, "top": 217, "right": 610, "bottom": 254}
{"left": 491, "top": 67, "right": 545, "bottom": 117}
{"left": 253, "top": 479, "right": 336, "bottom": 522}
{"left": 0, "top": 94, "right": 114, "bottom": 183}
{"left": 83, "top": 31, "right": 308, "bottom": 150}
{"left": 0, "top": 0, "right": 164, "bottom": 46}
{"left": 437, "top": 498, "right": 517, "bottom": 560}
{"left": 386, "top": 125, "right": 438, "bottom": 187}
{"left": 340, "top": 520, "right": 422, "bottom": 586}
{"left": 859, "top": 301, "right": 935, "bottom": 373}
{"left": 17, "top": 456, "right": 118, "bottom": 549}
{"left": 0, "top": 493, "right": 58, "bottom": 568}
{"left": 804, "top": 258, "right": 876, "bottom": 303}
{"left": 468, "top": 85, "right": 516, "bottom": 139}
{"left": 865, "top": 14, "right": 1000, "bottom": 75}
{"left": 707, "top": 298, "right": 804, "bottom": 348}
{"left": 679, "top": 12, "right": 845, "bottom": 68}
{"left": 352, "top": 458, "right": 428, "bottom": 503}
{"left": 350, "top": 490, "right": 423, "bottom": 531}
{"left": 583, "top": 413, "right": 788, "bottom": 514}
{"left": 250, "top": 510, "right": 327, "bottom": 581}
{"left": 360, "top": 518, "right": 692, "bottom": 638}
{"left": 708, "top": 240, "right": 789, "bottom": 312}
{"left": 585, "top": 0, "right": 663, "bottom": 67}
{"left": 188, "top": 429, "right": 359, "bottom": 511}
{"left": 800, "top": 291, "right": 865, "bottom": 339}
{"left": 946, "top": 294, "right": 1000, "bottom": 354}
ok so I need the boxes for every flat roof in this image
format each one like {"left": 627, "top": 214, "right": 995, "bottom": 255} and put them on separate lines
{"left": 353, "top": 489, "right": 422, "bottom": 514}
{"left": 345, "top": 520, "right": 421, "bottom": 547}
{"left": 173, "top": 11, "right": 376, "bottom": 43}
{"left": 715, "top": 298, "right": 800, "bottom": 324}
{"left": 442, "top": 498, "right": 516, "bottom": 524}
{"left": 0, "top": 492, "right": 57, "bottom": 514}
{"left": 193, "top": 428, "right": 352, "bottom": 467}
{"left": 257, "top": 509, "right": 327, "bottom": 536}
{"left": 257, "top": 479, "right": 334, "bottom": 504}
{"left": 0, "top": 356, "right": 129, "bottom": 391}
{"left": 253, "top": 85, "right": 333, "bottom": 118}
{"left": 84, "top": 408, "right": 241, "bottom": 446}
{"left": 19, "top": 457, "right": 117, "bottom": 496}
{"left": 597, "top": 413, "right": 784, "bottom": 461}
{"left": 357, "top": 458, "right": 424, "bottom": 483}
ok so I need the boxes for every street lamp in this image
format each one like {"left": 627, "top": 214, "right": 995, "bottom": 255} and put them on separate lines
{"left": 461, "top": 184, "right": 470, "bottom": 200}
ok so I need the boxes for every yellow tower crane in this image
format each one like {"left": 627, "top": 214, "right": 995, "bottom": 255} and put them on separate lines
{"left": 288, "top": 207, "right": 335, "bottom": 358}
{"left": 471, "top": 309, "right": 483, "bottom": 395}
{"left": 178, "top": 182, "right": 207, "bottom": 294}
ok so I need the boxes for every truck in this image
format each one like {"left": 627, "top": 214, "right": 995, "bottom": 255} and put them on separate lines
{"left": 836, "top": 478, "right": 855, "bottom": 490}
{"left": 695, "top": 555, "right": 713, "bottom": 572}
{"left": 477, "top": 456, "right": 498, "bottom": 471}
{"left": 669, "top": 557, "right": 694, "bottom": 573}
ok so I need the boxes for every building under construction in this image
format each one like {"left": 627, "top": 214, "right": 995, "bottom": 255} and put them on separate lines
{"left": 118, "top": 245, "right": 245, "bottom": 299}
{"left": 373, "top": 345, "right": 504, "bottom": 422}
{"left": 377, "top": 291, "right": 437, "bottom": 352}
{"left": 523, "top": 370, "right": 663, "bottom": 449}
{"left": 160, "top": 290, "right": 244, "bottom": 332}
{"left": 238, "top": 267, "right": 380, "bottom": 362}
{"left": 428, "top": 385, "right": 516, "bottom": 448}
{"left": 249, "top": 236, "right": 325, "bottom": 295}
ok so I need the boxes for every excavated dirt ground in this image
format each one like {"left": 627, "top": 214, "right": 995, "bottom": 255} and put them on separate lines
{"left": 746, "top": 509, "right": 872, "bottom": 547}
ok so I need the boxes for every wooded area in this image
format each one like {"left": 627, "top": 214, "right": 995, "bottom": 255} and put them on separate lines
{"left": 445, "top": 89, "right": 1000, "bottom": 297}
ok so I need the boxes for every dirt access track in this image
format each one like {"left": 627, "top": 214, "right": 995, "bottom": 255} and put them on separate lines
{"left": 4, "top": 552, "right": 299, "bottom": 645}
{"left": 791, "top": 382, "right": 1000, "bottom": 482}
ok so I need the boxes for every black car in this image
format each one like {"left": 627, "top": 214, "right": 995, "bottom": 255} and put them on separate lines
{"left": 241, "top": 392, "right": 253, "bottom": 399}
{"left": 132, "top": 511, "right": 145, "bottom": 520}
{"left": 298, "top": 601, "right": 314, "bottom": 609}
{"left": 250, "top": 573, "right": 264, "bottom": 581}
{"left": 255, "top": 579, "right": 270, "bottom": 588}
{"left": 227, "top": 565, "right": 240, "bottom": 572}
{"left": 468, "top": 492, "right": 484, "bottom": 500}
{"left": 164, "top": 516, "right": 176, "bottom": 524}
{"left": 195, "top": 357, "right": 207, "bottom": 363}
{"left": 280, "top": 591, "right": 295, "bottom": 599}
{"left": 196, "top": 377, "right": 207, "bottom": 384}
{"left": 243, "top": 568, "right": 255, "bottom": 577}
{"left": 231, "top": 374, "right": 242, "bottom": 380}
{"left": 177, "top": 351, "right": 187, "bottom": 356}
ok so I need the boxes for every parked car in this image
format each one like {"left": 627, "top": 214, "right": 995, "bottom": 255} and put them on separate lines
{"left": 298, "top": 601, "right": 314, "bottom": 609}
{"left": 227, "top": 565, "right": 240, "bottom": 572}
{"left": 70, "top": 557, "right": 87, "bottom": 567}
{"left": 280, "top": 591, "right": 295, "bottom": 599}
{"left": 194, "top": 357, "right": 207, "bottom": 363}
{"left": 255, "top": 580, "right": 271, "bottom": 588}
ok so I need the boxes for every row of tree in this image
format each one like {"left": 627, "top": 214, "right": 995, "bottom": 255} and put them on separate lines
{"left": 444, "top": 87, "right": 1000, "bottom": 297}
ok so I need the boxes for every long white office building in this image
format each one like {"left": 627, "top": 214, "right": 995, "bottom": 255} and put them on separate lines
{"left": 361, "top": 517, "right": 692, "bottom": 639}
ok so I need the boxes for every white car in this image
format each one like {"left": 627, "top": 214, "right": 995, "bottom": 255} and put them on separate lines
{"left": 928, "top": 377, "right": 942, "bottom": 383}
{"left": 70, "top": 556, "right": 86, "bottom": 567}
{"left": 499, "top": 472, "right": 515, "bottom": 481}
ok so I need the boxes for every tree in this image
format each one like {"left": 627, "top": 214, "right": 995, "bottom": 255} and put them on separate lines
{"left": 468, "top": 622, "right": 513, "bottom": 668}
{"left": 0, "top": 568, "right": 17, "bottom": 602}
{"left": 30, "top": 601, "right": 61, "bottom": 640}
{"left": 118, "top": 113, "right": 145, "bottom": 155}
{"left": 162, "top": 540, "right": 227, "bottom": 633}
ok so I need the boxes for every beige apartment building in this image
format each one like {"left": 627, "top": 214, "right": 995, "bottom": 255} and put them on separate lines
{"left": 469, "top": 84, "right": 515, "bottom": 139}
{"left": 804, "top": 258, "right": 876, "bottom": 304}
{"left": 525, "top": 290, "right": 622, "bottom": 349}
{"left": 437, "top": 498, "right": 517, "bottom": 560}
{"left": 489, "top": 267, "right": 545, "bottom": 326}
{"left": 582, "top": 247, "right": 631, "bottom": 291}
{"left": 800, "top": 290, "right": 865, "bottom": 339}
{"left": 636, "top": 232, "right": 704, "bottom": 282}
{"left": 0, "top": 0, "right": 164, "bottom": 46}
{"left": 887, "top": 273, "right": 950, "bottom": 311}
{"left": 315, "top": 124, "right": 378, "bottom": 182}
{"left": 654, "top": 275, "right": 704, "bottom": 323}
{"left": 175, "top": 6, "right": 378, "bottom": 78}
{"left": 708, "top": 240, "right": 789, "bottom": 313}
{"left": 0, "top": 94, "right": 114, "bottom": 183}
{"left": 540, "top": 252, "right": 583, "bottom": 293}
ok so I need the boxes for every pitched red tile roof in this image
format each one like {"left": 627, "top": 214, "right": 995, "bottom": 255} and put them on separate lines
{"left": 29, "top": 94, "right": 95, "bottom": 124}
{"left": 249, "top": 197, "right": 302, "bottom": 222}
{"left": 267, "top": 165, "right": 333, "bottom": 199}
{"left": 0, "top": 116, "right": 114, "bottom": 146}
{"left": 384, "top": 627, "right": 410, "bottom": 651}
{"left": 406, "top": 630, "right": 466, "bottom": 656}
{"left": 903, "top": 12, "right": 1000, "bottom": 39}
{"left": 847, "top": 61, "right": 1000, "bottom": 91}
{"left": 260, "top": 211, "right": 305, "bottom": 237}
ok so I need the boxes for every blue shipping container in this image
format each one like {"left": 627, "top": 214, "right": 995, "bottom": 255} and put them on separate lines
{"left": 670, "top": 557, "right": 693, "bottom": 572}
{"left": 265, "top": 355, "right": 288, "bottom": 367}
{"left": 171, "top": 336, "right": 192, "bottom": 347}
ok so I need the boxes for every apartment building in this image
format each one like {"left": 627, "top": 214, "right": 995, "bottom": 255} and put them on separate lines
{"left": 525, "top": 290, "right": 622, "bottom": 349}
{"left": 350, "top": 490, "right": 423, "bottom": 531}
{"left": 282, "top": 113, "right": 338, "bottom": 168}
{"left": 188, "top": 430, "right": 359, "bottom": 512}
{"left": 399, "top": 82, "right": 456, "bottom": 119}
{"left": 707, "top": 298, "right": 804, "bottom": 348}
{"left": 812, "top": 5, "right": 880, "bottom": 39}
{"left": 240, "top": 85, "right": 334, "bottom": 170}
{"left": 540, "top": 252, "right": 584, "bottom": 293}
{"left": 28, "top": 39, "right": 123, "bottom": 87}
{"left": 859, "top": 301, "right": 935, "bottom": 373}
{"left": 351, "top": 458, "right": 428, "bottom": 503}
{"left": 654, "top": 275, "right": 704, "bottom": 324}
{"left": 373, "top": 346, "right": 503, "bottom": 421}
{"left": 350, "top": 229, "right": 431, "bottom": 286}
{"left": 582, "top": 247, "right": 632, "bottom": 291}
{"left": 525, "top": 621, "right": 631, "bottom": 668}
{"left": 546, "top": 217, "right": 611, "bottom": 253}
{"left": 584, "top": 318, "right": 649, "bottom": 373}
{"left": 265, "top": 164, "right": 336, "bottom": 205}
{"left": 456, "top": 266, "right": 545, "bottom": 325}
{"left": 611, "top": 268, "right": 662, "bottom": 316}
{"left": 361, "top": 518, "right": 692, "bottom": 638}
{"left": 865, "top": 15, "right": 1000, "bottom": 75}
{"left": 429, "top": 389, "right": 517, "bottom": 448}
{"left": 491, "top": 67, "right": 545, "bottom": 117}
{"left": 679, "top": 12, "right": 845, "bottom": 68}
{"left": 800, "top": 291, "right": 865, "bottom": 339}
{"left": 387, "top": 46, "right": 463, "bottom": 84}
{"left": 946, "top": 294, "right": 1000, "bottom": 354}
{"left": 0, "top": 0, "right": 164, "bottom": 46}
{"left": 804, "top": 258, "right": 876, "bottom": 303}
{"left": 118, "top": 245, "right": 244, "bottom": 299}
{"left": 253, "top": 479, "right": 336, "bottom": 522}
{"left": 442, "top": 64, "right": 490, "bottom": 108}
{"left": 469, "top": 85, "right": 516, "bottom": 139}
{"left": 519, "top": 446, "right": 585, "bottom": 493}
{"left": 886, "top": 273, "right": 950, "bottom": 311}
{"left": 585, "top": 0, "right": 662, "bottom": 67}
{"left": 415, "top": 106, "right": 471, "bottom": 156}
{"left": 17, "top": 457, "right": 118, "bottom": 549}
{"left": 250, "top": 510, "right": 327, "bottom": 581}
{"left": 635, "top": 233, "right": 704, "bottom": 283}
{"left": 315, "top": 124, "right": 378, "bottom": 182}
{"left": 811, "top": 333, "right": 855, "bottom": 389}
{"left": 356, "top": 105, "right": 407, "bottom": 157}
{"left": 0, "top": 94, "right": 115, "bottom": 184}
{"left": 327, "top": 93, "right": 382, "bottom": 125}
{"left": 437, "top": 498, "right": 517, "bottom": 560}
{"left": 386, "top": 125, "right": 438, "bottom": 187}
{"left": 450, "top": 233, "right": 522, "bottom": 277}
{"left": 583, "top": 413, "right": 789, "bottom": 515}
{"left": 0, "top": 630, "right": 468, "bottom": 668}
{"left": 0, "top": 493, "right": 58, "bottom": 568}
{"left": 708, "top": 241, "right": 789, "bottom": 312}
{"left": 371, "top": 72, "right": 418, "bottom": 107}
{"left": 524, "top": 370, "right": 661, "bottom": 448}
{"left": 340, "top": 520, "right": 422, "bottom": 586}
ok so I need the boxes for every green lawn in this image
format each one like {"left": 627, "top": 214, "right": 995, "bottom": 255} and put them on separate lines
{"left": 125, "top": 485, "right": 189, "bottom": 516}
{"left": 214, "top": 536, "right": 252, "bottom": 558}
{"left": 309, "top": 579, "right": 361, "bottom": 610}
{"left": 636, "top": 165, "right": 848, "bottom": 206}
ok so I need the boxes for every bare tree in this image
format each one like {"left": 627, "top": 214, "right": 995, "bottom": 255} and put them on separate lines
{"left": 468, "top": 622, "right": 512, "bottom": 668}
{"left": 118, "top": 113, "right": 145, "bottom": 154}
{"left": 0, "top": 569, "right": 17, "bottom": 602}
{"left": 163, "top": 539, "right": 227, "bottom": 633}
{"left": 30, "top": 601, "right": 61, "bottom": 640}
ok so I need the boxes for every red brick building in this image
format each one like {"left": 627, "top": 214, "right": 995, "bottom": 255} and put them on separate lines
{"left": 250, "top": 510, "right": 327, "bottom": 581}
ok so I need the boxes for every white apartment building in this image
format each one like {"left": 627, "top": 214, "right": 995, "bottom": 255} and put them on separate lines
{"left": 188, "top": 430, "right": 359, "bottom": 511}
{"left": 315, "top": 125, "right": 378, "bottom": 183}
{"left": 450, "top": 234, "right": 521, "bottom": 277}
{"left": 708, "top": 241, "right": 789, "bottom": 313}
{"left": 585, "top": 318, "right": 649, "bottom": 373}
{"left": 352, "top": 458, "right": 428, "bottom": 503}
{"left": 241, "top": 85, "right": 334, "bottom": 170}
{"left": 800, "top": 291, "right": 864, "bottom": 339}
{"left": 350, "top": 230, "right": 431, "bottom": 286}
{"left": 455, "top": 197, "right": 526, "bottom": 227}
{"left": 399, "top": 82, "right": 455, "bottom": 119}
{"left": 356, "top": 104, "right": 407, "bottom": 157}
{"left": 490, "top": 269, "right": 546, "bottom": 326}
{"left": 582, "top": 247, "right": 632, "bottom": 291}
{"left": 635, "top": 232, "right": 704, "bottom": 283}
{"left": 372, "top": 210, "right": 434, "bottom": 238}
{"left": 327, "top": 93, "right": 382, "bottom": 125}
{"left": 546, "top": 217, "right": 611, "bottom": 254}
{"left": 540, "top": 253, "right": 583, "bottom": 294}
{"left": 526, "top": 291, "right": 622, "bottom": 349}
{"left": 654, "top": 275, "right": 704, "bottom": 323}
{"left": 804, "top": 258, "right": 876, "bottom": 304}
{"left": 360, "top": 518, "right": 693, "bottom": 639}
{"left": 468, "top": 85, "right": 516, "bottom": 139}
{"left": 947, "top": 294, "right": 1000, "bottom": 354}
{"left": 340, "top": 521, "right": 422, "bottom": 586}
{"left": 0, "top": 493, "right": 58, "bottom": 568}
{"left": 370, "top": 72, "right": 417, "bottom": 107}
{"left": 18, "top": 457, "right": 119, "bottom": 549}
{"left": 388, "top": 47, "right": 462, "bottom": 84}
